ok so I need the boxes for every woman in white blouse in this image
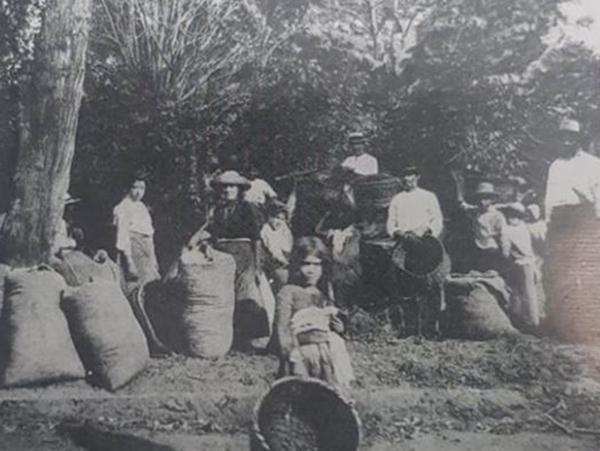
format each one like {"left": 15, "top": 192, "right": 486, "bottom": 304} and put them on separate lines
{"left": 113, "top": 174, "right": 160, "bottom": 285}
{"left": 114, "top": 173, "right": 169, "bottom": 356}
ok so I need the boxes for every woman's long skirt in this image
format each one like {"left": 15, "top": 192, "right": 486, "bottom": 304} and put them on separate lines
{"left": 130, "top": 232, "right": 160, "bottom": 285}
{"left": 215, "top": 240, "right": 269, "bottom": 346}
{"left": 280, "top": 333, "right": 355, "bottom": 390}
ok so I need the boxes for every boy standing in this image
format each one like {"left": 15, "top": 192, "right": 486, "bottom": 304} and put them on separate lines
{"left": 454, "top": 176, "right": 508, "bottom": 273}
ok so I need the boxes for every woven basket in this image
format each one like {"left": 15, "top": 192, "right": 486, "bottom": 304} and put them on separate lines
{"left": 351, "top": 174, "right": 401, "bottom": 209}
{"left": 251, "top": 377, "right": 360, "bottom": 451}
{"left": 391, "top": 236, "right": 451, "bottom": 286}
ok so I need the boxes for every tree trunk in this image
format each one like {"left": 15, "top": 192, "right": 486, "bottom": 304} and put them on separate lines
{"left": 0, "top": 0, "right": 92, "bottom": 267}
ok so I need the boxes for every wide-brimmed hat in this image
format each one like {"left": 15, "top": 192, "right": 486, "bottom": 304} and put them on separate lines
{"left": 195, "top": 230, "right": 212, "bottom": 242}
{"left": 473, "top": 182, "right": 498, "bottom": 199}
{"left": 64, "top": 193, "right": 80, "bottom": 205}
{"left": 559, "top": 118, "right": 581, "bottom": 134}
{"left": 210, "top": 170, "right": 250, "bottom": 189}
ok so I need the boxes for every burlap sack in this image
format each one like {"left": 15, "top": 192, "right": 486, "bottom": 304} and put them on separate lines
{"left": 62, "top": 279, "right": 149, "bottom": 390}
{"left": 0, "top": 267, "right": 84, "bottom": 387}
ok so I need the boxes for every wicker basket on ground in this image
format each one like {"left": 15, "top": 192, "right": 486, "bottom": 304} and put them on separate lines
{"left": 251, "top": 377, "right": 360, "bottom": 451}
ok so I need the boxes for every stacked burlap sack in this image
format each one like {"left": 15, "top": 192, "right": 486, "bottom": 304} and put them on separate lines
{"left": 442, "top": 271, "right": 519, "bottom": 340}
{"left": 0, "top": 262, "right": 149, "bottom": 391}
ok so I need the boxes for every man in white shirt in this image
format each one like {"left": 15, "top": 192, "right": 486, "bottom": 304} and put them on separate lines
{"left": 386, "top": 164, "right": 446, "bottom": 338}
{"left": 387, "top": 165, "right": 443, "bottom": 240}
{"left": 544, "top": 117, "right": 600, "bottom": 342}
{"left": 341, "top": 132, "right": 378, "bottom": 176}
{"left": 544, "top": 118, "right": 600, "bottom": 220}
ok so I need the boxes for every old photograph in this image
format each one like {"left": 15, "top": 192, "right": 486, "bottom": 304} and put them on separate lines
{"left": 0, "top": 0, "right": 600, "bottom": 449}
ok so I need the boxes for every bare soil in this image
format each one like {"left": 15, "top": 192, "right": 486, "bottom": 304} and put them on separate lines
{"left": 1, "top": 332, "right": 600, "bottom": 450}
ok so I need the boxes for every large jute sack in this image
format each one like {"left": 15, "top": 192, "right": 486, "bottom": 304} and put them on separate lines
{"left": 178, "top": 246, "right": 236, "bottom": 358}
{"left": 443, "top": 273, "right": 518, "bottom": 340}
{"left": 0, "top": 267, "right": 85, "bottom": 387}
{"left": 62, "top": 279, "right": 149, "bottom": 390}
{"left": 50, "top": 249, "right": 121, "bottom": 288}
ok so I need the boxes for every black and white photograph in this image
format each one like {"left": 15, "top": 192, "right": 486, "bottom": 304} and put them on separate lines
{"left": 0, "top": 0, "right": 600, "bottom": 449}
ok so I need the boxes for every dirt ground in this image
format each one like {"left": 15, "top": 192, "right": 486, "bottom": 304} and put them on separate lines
{"left": 1, "top": 330, "right": 600, "bottom": 450}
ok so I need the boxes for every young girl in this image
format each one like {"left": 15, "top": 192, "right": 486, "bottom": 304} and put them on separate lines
{"left": 274, "top": 237, "right": 354, "bottom": 391}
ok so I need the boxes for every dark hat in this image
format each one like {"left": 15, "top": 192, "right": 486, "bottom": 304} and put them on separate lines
{"left": 473, "top": 182, "right": 499, "bottom": 199}
{"left": 399, "top": 165, "right": 420, "bottom": 176}
{"left": 210, "top": 170, "right": 251, "bottom": 189}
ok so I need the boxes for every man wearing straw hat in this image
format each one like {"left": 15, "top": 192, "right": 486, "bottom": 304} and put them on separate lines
{"left": 454, "top": 176, "right": 509, "bottom": 273}
{"left": 341, "top": 131, "right": 378, "bottom": 176}
{"left": 544, "top": 118, "right": 600, "bottom": 220}
{"left": 544, "top": 118, "right": 600, "bottom": 341}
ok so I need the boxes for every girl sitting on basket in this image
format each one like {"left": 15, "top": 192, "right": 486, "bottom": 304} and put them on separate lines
{"left": 274, "top": 237, "right": 355, "bottom": 391}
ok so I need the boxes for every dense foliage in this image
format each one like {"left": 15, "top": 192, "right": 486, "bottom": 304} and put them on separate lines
{"left": 1, "top": 0, "right": 599, "bottom": 266}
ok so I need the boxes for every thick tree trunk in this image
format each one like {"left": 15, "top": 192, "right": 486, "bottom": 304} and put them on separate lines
{"left": 0, "top": 0, "right": 92, "bottom": 267}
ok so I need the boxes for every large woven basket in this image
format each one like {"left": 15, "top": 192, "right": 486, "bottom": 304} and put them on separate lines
{"left": 391, "top": 236, "right": 451, "bottom": 286}
{"left": 351, "top": 174, "right": 401, "bottom": 209}
{"left": 251, "top": 377, "right": 360, "bottom": 451}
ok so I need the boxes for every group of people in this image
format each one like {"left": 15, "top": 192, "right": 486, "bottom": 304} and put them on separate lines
{"left": 50, "top": 115, "right": 600, "bottom": 392}
{"left": 107, "top": 167, "right": 355, "bottom": 391}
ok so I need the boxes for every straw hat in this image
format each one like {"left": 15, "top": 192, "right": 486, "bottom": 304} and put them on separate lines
{"left": 194, "top": 230, "right": 212, "bottom": 242}
{"left": 348, "top": 131, "right": 367, "bottom": 145}
{"left": 210, "top": 170, "right": 250, "bottom": 189}
{"left": 473, "top": 182, "right": 498, "bottom": 199}
{"left": 559, "top": 118, "right": 581, "bottom": 134}
{"left": 64, "top": 193, "right": 80, "bottom": 205}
